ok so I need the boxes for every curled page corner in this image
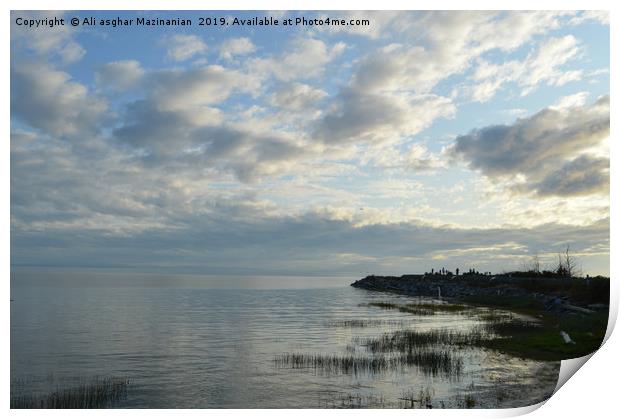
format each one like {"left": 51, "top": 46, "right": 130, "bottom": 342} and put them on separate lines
{"left": 552, "top": 299, "right": 616, "bottom": 396}
{"left": 555, "top": 353, "right": 594, "bottom": 393}
{"left": 551, "top": 274, "right": 618, "bottom": 395}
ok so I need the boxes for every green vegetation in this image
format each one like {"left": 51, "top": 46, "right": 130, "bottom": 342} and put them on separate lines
{"left": 464, "top": 394, "right": 477, "bottom": 408}
{"left": 478, "top": 311, "right": 608, "bottom": 361}
{"left": 365, "top": 298, "right": 608, "bottom": 361}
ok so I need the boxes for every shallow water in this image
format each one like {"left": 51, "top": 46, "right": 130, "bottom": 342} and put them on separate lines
{"left": 10, "top": 269, "right": 559, "bottom": 408}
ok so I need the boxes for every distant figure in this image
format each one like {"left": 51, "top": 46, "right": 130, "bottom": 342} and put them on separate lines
{"left": 438, "top": 286, "right": 442, "bottom": 299}
{"left": 456, "top": 268, "right": 460, "bottom": 276}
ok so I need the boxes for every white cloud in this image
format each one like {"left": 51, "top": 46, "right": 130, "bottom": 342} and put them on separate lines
{"left": 552, "top": 91, "right": 589, "bottom": 109}
{"left": 9, "top": 11, "right": 610, "bottom": 275}
{"left": 569, "top": 10, "right": 609, "bottom": 26}
{"left": 219, "top": 37, "right": 255, "bottom": 60}
{"left": 466, "top": 35, "right": 583, "bottom": 102}
{"left": 164, "top": 34, "right": 207, "bottom": 62}
{"left": 96, "top": 60, "right": 145, "bottom": 90}
{"left": 250, "top": 38, "right": 344, "bottom": 81}
{"left": 147, "top": 65, "right": 259, "bottom": 112}
{"left": 268, "top": 83, "right": 327, "bottom": 111}
{"left": 11, "top": 11, "right": 86, "bottom": 63}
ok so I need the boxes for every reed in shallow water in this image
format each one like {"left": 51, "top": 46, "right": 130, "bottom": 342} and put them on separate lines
{"left": 274, "top": 349, "right": 463, "bottom": 378}
{"left": 11, "top": 376, "right": 130, "bottom": 409}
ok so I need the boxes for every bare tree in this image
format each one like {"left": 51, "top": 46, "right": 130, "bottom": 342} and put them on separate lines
{"left": 531, "top": 253, "right": 541, "bottom": 273}
{"left": 521, "top": 253, "right": 541, "bottom": 274}
{"left": 557, "top": 244, "right": 580, "bottom": 278}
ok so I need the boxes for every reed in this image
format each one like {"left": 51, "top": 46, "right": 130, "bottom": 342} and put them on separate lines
{"left": 10, "top": 376, "right": 130, "bottom": 409}
{"left": 325, "top": 319, "right": 405, "bottom": 328}
{"left": 363, "top": 329, "right": 482, "bottom": 353}
{"left": 274, "top": 349, "right": 462, "bottom": 377}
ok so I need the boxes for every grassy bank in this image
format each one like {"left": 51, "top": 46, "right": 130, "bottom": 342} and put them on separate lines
{"left": 364, "top": 299, "right": 608, "bottom": 361}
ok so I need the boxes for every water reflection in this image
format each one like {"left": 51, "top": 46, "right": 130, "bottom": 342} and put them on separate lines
{"left": 11, "top": 271, "right": 559, "bottom": 408}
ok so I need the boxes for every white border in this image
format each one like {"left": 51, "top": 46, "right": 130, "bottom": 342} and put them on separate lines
{"left": 4, "top": 1, "right": 617, "bottom": 418}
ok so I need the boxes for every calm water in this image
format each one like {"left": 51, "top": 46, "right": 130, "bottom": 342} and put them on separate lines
{"left": 11, "top": 270, "right": 560, "bottom": 408}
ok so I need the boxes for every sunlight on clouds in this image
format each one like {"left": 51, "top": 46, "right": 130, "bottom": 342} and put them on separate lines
{"left": 9, "top": 10, "right": 610, "bottom": 275}
{"left": 163, "top": 34, "right": 207, "bottom": 62}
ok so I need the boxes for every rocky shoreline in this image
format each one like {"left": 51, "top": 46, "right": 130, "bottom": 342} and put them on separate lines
{"left": 350, "top": 274, "right": 607, "bottom": 313}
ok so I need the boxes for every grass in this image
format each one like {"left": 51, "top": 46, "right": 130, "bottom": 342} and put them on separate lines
{"left": 11, "top": 376, "right": 130, "bottom": 409}
{"left": 367, "top": 302, "right": 400, "bottom": 310}
{"left": 477, "top": 311, "right": 608, "bottom": 360}
{"left": 399, "top": 387, "right": 435, "bottom": 409}
{"left": 366, "top": 301, "right": 473, "bottom": 316}
{"left": 326, "top": 319, "right": 405, "bottom": 328}
{"left": 363, "top": 329, "right": 479, "bottom": 353}
{"left": 464, "top": 394, "right": 477, "bottom": 408}
{"left": 362, "top": 304, "right": 606, "bottom": 361}
{"left": 274, "top": 350, "right": 463, "bottom": 377}
{"left": 461, "top": 295, "right": 545, "bottom": 315}
{"left": 319, "top": 393, "right": 387, "bottom": 408}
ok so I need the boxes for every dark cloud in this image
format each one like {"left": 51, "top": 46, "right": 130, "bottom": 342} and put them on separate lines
{"left": 114, "top": 99, "right": 307, "bottom": 182}
{"left": 449, "top": 96, "right": 609, "bottom": 197}
{"left": 11, "top": 62, "right": 107, "bottom": 137}
{"left": 11, "top": 207, "right": 609, "bottom": 275}
{"left": 314, "top": 88, "right": 454, "bottom": 144}
{"left": 527, "top": 155, "right": 609, "bottom": 197}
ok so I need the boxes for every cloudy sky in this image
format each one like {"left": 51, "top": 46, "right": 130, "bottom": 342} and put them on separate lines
{"left": 10, "top": 10, "right": 610, "bottom": 277}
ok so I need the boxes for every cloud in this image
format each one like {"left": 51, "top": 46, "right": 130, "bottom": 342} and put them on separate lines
{"left": 405, "top": 144, "right": 446, "bottom": 171}
{"left": 11, "top": 11, "right": 85, "bottom": 63}
{"left": 96, "top": 60, "right": 145, "bottom": 90}
{"left": 10, "top": 193, "right": 609, "bottom": 275}
{"left": 448, "top": 96, "right": 609, "bottom": 197}
{"left": 9, "top": 11, "right": 610, "bottom": 276}
{"left": 164, "top": 34, "right": 207, "bottom": 62}
{"left": 11, "top": 61, "right": 107, "bottom": 137}
{"left": 114, "top": 98, "right": 311, "bottom": 182}
{"left": 268, "top": 83, "right": 327, "bottom": 111}
{"left": 466, "top": 35, "right": 583, "bottom": 102}
{"left": 569, "top": 10, "right": 609, "bottom": 26}
{"left": 219, "top": 37, "right": 255, "bottom": 60}
{"left": 524, "top": 155, "right": 609, "bottom": 197}
{"left": 552, "top": 91, "right": 589, "bottom": 109}
{"left": 315, "top": 89, "right": 454, "bottom": 145}
{"left": 147, "top": 65, "right": 259, "bottom": 111}
{"left": 250, "top": 38, "right": 344, "bottom": 81}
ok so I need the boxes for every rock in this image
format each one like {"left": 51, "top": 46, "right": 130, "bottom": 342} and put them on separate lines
{"left": 560, "top": 331, "right": 576, "bottom": 344}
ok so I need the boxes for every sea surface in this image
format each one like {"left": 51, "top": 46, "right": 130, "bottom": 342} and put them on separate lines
{"left": 10, "top": 269, "right": 560, "bottom": 408}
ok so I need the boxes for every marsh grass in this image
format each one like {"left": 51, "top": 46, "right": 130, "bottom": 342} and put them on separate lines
{"left": 11, "top": 376, "right": 130, "bottom": 409}
{"left": 319, "top": 392, "right": 387, "bottom": 408}
{"left": 399, "top": 387, "right": 435, "bottom": 409}
{"left": 326, "top": 319, "right": 406, "bottom": 328}
{"left": 366, "top": 301, "right": 474, "bottom": 316}
{"left": 366, "top": 302, "right": 400, "bottom": 310}
{"left": 482, "top": 318, "right": 540, "bottom": 337}
{"left": 274, "top": 350, "right": 462, "bottom": 377}
{"left": 464, "top": 394, "right": 477, "bottom": 408}
{"left": 363, "top": 329, "right": 481, "bottom": 353}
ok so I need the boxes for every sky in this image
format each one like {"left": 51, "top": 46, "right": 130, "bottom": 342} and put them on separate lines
{"left": 10, "top": 10, "right": 610, "bottom": 277}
